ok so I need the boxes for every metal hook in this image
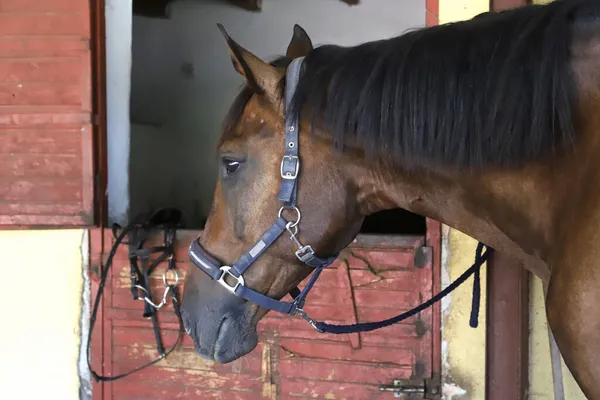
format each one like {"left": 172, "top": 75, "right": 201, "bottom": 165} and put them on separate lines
{"left": 294, "top": 308, "right": 323, "bottom": 332}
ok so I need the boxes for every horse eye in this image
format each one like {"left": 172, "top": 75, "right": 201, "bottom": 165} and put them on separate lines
{"left": 224, "top": 160, "right": 240, "bottom": 175}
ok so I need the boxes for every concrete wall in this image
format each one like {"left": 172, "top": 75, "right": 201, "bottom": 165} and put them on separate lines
{"left": 128, "top": 0, "right": 425, "bottom": 227}
{"left": 0, "top": 230, "right": 88, "bottom": 400}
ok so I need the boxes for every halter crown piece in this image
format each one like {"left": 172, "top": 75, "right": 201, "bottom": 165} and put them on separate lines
{"left": 188, "top": 57, "right": 491, "bottom": 334}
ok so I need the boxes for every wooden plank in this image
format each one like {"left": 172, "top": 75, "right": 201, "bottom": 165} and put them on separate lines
{"left": 96, "top": 227, "right": 437, "bottom": 399}
{"left": 91, "top": 0, "right": 107, "bottom": 227}
{"left": 0, "top": 0, "right": 96, "bottom": 227}
{"left": 485, "top": 251, "right": 530, "bottom": 400}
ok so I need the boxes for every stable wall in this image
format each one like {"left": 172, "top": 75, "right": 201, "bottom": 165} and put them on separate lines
{"left": 128, "top": 0, "right": 425, "bottom": 227}
{"left": 0, "top": 230, "right": 88, "bottom": 400}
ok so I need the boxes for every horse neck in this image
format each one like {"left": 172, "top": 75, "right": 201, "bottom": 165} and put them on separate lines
{"left": 352, "top": 160, "right": 557, "bottom": 263}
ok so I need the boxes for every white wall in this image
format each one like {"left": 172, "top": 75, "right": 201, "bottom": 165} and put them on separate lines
{"left": 106, "top": 0, "right": 132, "bottom": 225}
{"left": 128, "top": 0, "right": 425, "bottom": 227}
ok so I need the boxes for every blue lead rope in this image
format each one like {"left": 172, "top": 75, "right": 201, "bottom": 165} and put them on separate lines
{"left": 314, "top": 242, "right": 491, "bottom": 334}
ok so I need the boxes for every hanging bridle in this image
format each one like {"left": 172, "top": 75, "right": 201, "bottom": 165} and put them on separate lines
{"left": 188, "top": 57, "right": 491, "bottom": 335}
{"left": 87, "top": 208, "right": 185, "bottom": 381}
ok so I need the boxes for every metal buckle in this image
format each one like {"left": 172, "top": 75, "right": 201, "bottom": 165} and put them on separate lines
{"left": 295, "top": 245, "right": 315, "bottom": 262}
{"left": 217, "top": 266, "right": 245, "bottom": 294}
{"left": 280, "top": 155, "right": 299, "bottom": 180}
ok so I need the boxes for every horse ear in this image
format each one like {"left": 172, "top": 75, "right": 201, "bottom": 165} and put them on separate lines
{"left": 286, "top": 24, "right": 313, "bottom": 59}
{"left": 217, "top": 23, "right": 284, "bottom": 104}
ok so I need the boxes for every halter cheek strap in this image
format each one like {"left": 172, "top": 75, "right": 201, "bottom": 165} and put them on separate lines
{"left": 278, "top": 57, "right": 302, "bottom": 208}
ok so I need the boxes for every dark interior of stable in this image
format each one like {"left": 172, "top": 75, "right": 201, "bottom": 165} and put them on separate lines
{"left": 128, "top": 0, "right": 427, "bottom": 236}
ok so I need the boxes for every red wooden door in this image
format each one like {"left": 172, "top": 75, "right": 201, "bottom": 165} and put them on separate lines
{"left": 89, "top": 220, "right": 441, "bottom": 400}
{"left": 0, "top": 0, "right": 98, "bottom": 228}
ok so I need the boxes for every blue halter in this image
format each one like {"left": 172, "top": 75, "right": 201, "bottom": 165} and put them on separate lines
{"left": 188, "top": 57, "right": 338, "bottom": 330}
{"left": 188, "top": 57, "right": 491, "bottom": 334}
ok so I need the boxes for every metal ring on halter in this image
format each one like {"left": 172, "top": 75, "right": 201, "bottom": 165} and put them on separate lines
{"left": 278, "top": 206, "right": 301, "bottom": 227}
{"left": 162, "top": 268, "right": 179, "bottom": 287}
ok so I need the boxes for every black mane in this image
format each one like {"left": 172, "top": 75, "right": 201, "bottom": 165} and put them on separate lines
{"left": 286, "top": 0, "right": 596, "bottom": 170}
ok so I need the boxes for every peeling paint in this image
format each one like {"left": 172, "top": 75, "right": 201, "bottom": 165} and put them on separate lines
{"left": 261, "top": 338, "right": 277, "bottom": 399}
{"left": 440, "top": 224, "right": 486, "bottom": 399}
{"left": 78, "top": 229, "right": 92, "bottom": 400}
{"left": 440, "top": 224, "right": 453, "bottom": 389}
{"left": 139, "top": 346, "right": 217, "bottom": 371}
{"left": 443, "top": 383, "right": 468, "bottom": 399}
{"left": 441, "top": 224, "right": 452, "bottom": 318}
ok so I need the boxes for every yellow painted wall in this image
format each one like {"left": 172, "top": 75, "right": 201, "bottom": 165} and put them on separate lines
{"left": 441, "top": 226, "right": 487, "bottom": 399}
{"left": 0, "top": 230, "right": 86, "bottom": 400}
{"left": 439, "top": 0, "right": 489, "bottom": 25}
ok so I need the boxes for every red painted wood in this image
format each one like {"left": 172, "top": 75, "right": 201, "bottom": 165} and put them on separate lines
{"left": 0, "top": 0, "right": 86, "bottom": 12}
{"left": 0, "top": 15, "right": 90, "bottom": 36}
{"left": 427, "top": 219, "right": 442, "bottom": 379}
{"left": 0, "top": 0, "right": 95, "bottom": 227}
{"left": 0, "top": 38, "right": 90, "bottom": 59}
{"left": 426, "top": 0, "right": 439, "bottom": 26}
{"left": 91, "top": 224, "right": 441, "bottom": 399}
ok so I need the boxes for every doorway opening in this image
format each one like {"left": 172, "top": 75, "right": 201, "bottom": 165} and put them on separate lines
{"left": 115, "top": 0, "right": 427, "bottom": 236}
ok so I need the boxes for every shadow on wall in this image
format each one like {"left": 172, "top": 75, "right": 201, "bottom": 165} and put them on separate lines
{"left": 129, "top": 0, "right": 426, "bottom": 229}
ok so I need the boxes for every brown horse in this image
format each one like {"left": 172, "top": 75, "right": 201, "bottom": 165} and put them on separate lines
{"left": 181, "top": 0, "right": 600, "bottom": 397}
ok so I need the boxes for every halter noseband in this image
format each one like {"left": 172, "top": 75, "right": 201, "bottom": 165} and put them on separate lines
{"left": 188, "top": 57, "right": 337, "bottom": 330}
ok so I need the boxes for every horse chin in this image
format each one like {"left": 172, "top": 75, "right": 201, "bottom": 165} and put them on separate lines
{"left": 213, "top": 317, "right": 259, "bottom": 363}
{"left": 190, "top": 314, "right": 259, "bottom": 364}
